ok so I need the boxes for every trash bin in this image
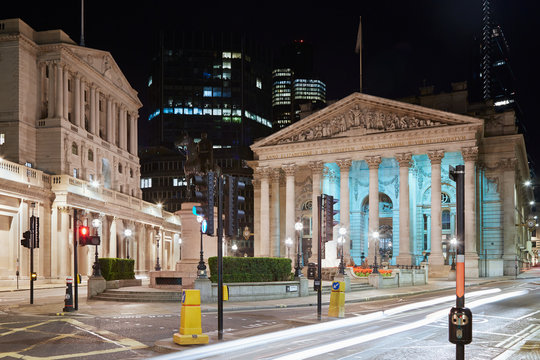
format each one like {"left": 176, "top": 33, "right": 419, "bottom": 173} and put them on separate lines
{"left": 307, "top": 263, "right": 317, "bottom": 279}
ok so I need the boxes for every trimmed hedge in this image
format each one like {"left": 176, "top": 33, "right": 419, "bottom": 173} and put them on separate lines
{"left": 208, "top": 257, "right": 292, "bottom": 283}
{"left": 98, "top": 258, "right": 135, "bottom": 281}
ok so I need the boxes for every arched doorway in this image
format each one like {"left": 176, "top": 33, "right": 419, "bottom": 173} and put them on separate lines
{"left": 359, "top": 192, "right": 394, "bottom": 265}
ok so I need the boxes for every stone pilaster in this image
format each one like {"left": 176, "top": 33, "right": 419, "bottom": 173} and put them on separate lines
{"left": 500, "top": 158, "right": 518, "bottom": 275}
{"left": 258, "top": 167, "right": 271, "bottom": 257}
{"left": 55, "top": 62, "right": 63, "bottom": 118}
{"left": 270, "top": 168, "right": 281, "bottom": 257}
{"left": 73, "top": 73, "right": 81, "bottom": 127}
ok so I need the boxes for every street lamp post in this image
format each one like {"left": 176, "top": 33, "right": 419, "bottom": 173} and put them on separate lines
{"left": 372, "top": 231, "right": 380, "bottom": 274}
{"left": 124, "top": 228, "right": 132, "bottom": 259}
{"left": 196, "top": 215, "right": 207, "bottom": 278}
{"left": 294, "top": 221, "right": 304, "bottom": 277}
{"left": 338, "top": 226, "right": 347, "bottom": 275}
{"left": 154, "top": 230, "right": 161, "bottom": 271}
{"left": 91, "top": 218, "right": 102, "bottom": 277}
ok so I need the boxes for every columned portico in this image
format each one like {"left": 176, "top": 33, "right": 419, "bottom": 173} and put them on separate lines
{"left": 366, "top": 156, "right": 381, "bottom": 265}
{"left": 428, "top": 150, "right": 445, "bottom": 268}
{"left": 396, "top": 152, "right": 413, "bottom": 265}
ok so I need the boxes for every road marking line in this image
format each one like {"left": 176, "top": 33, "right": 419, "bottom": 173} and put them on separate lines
{"left": 516, "top": 309, "right": 540, "bottom": 321}
{"left": 493, "top": 325, "right": 540, "bottom": 360}
{"left": 494, "top": 324, "right": 537, "bottom": 348}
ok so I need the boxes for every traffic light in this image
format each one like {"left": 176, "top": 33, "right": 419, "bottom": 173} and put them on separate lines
{"left": 79, "top": 225, "right": 90, "bottom": 246}
{"left": 21, "top": 230, "right": 31, "bottom": 248}
{"left": 31, "top": 272, "right": 37, "bottom": 281}
{"left": 225, "top": 176, "right": 245, "bottom": 237}
{"left": 193, "top": 171, "right": 215, "bottom": 235}
{"left": 324, "top": 195, "right": 339, "bottom": 241}
{"left": 30, "top": 215, "right": 39, "bottom": 248}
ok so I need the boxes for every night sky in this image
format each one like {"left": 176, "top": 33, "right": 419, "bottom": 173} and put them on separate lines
{"left": 4, "top": 1, "right": 540, "bottom": 179}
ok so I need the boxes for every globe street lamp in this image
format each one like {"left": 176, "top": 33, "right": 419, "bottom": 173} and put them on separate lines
{"left": 124, "top": 228, "right": 132, "bottom": 259}
{"left": 196, "top": 215, "right": 207, "bottom": 278}
{"left": 338, "top": 226, "right": 347, "bottom": 275}
{"left": 285, "top": 237, "right": 293, "bottom": 259}
{"left": 91, "top": 218, "right": 102, "bottom": 277}
{"left": 372, "top": 231, "right": 380, "bottom": 274}
{"left": 154, "top": 230, "right": 161, "bottom": 271}
{"left": 294, "top": 221, "right": 304, "bottom": 277}
{"left": 232, "top": 243, "right": 238, "bottom": 256}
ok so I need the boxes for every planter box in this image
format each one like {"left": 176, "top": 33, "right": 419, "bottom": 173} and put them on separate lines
{"left": 209, "top": 280, "right": 308, "bottom": 302}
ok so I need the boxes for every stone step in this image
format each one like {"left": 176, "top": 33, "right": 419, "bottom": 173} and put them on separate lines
{"left": 92, "top": 290, "right": 183, "bottom": 302}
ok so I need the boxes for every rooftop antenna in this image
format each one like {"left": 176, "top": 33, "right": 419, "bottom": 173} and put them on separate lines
{"left": 355, "top": 16, "right": 363, "bottom": 93}
{"left": 80, "top": 0, "right": 85, "bottom": 46}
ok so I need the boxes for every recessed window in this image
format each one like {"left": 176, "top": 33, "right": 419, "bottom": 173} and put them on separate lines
{"left": 442, "top": 210, "right": 451, "bottom": 230}
{"left": 130, "top": 168, "right": 133, "bottom": 178}
{"left": 88, "top": 149, "right": 93, "bottom": 161}
{"left": 141, "top": 178, "right": 152, "bottom": 189}
{"left": 0, "top": 133, "right": 5, "bottom": 145}
{"left": 72, "top": 142, "right": 78, "bottom": 155}
{"left": 73, "top": 168, "right": 79, "bottom": 178}
{"left": 118, "top": 163, "right": 123, "bottom": 173}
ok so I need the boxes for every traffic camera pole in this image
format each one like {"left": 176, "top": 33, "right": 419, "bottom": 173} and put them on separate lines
{"left": 217, "top": 175, "right": 224, "bottom": 340}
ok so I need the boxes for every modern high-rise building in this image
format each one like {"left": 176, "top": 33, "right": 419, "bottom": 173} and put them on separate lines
{"left": 272, "top": 40, "right": 326, "bottom": 129}
{"left": 140, "top": 32, "right": 273, "bottom": 254}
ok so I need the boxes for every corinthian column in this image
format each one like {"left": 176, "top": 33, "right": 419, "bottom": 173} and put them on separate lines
{"left": 259, "top": 167, "right": 271, "bottom": 257}
{"left": 366, "top": 155, "right": 381, "bottom": 265}
{"left": 336, "top": 158, "right": 352, "bottom": 263}
{"left": 396, "top": 152, "right": 413, "bottom": 265}
{"left": 282, "top": 164, "right": 297, "bottom": 245}
{"left": 89, "top": 85, "right": 96, "bottom": 134}
{"left": 428, "top": 150, "right": 445, "bottom": 268}
{"left": 463, "top": 146, "right": 479, "bottom": 277}
{"left": 309, "top": 161, "right": 324, "bottom": 262}
{"left": 63, "top": 66, "right": 69, "bottom": 120}
{"left": 270, "top": 168, "right": 281, "bottom": 257}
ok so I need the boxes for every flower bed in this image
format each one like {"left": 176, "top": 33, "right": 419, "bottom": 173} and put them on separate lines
{"left": 352, "top": 267, "right": 393, "bottom": 277}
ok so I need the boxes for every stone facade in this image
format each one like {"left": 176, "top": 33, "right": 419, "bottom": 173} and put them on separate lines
{"left": 0, "top": 19, "right": 181, "bottom": 286}
{"left": 249, "top": 92, "right": 534, "bottom": 278}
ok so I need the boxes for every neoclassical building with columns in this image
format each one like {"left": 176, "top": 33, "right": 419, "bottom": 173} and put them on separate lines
{"left": 0, "top": 19, "right": 181, "bottom": 286}
{"left": 250, "top": 92, "right": 533, "bottom": 277}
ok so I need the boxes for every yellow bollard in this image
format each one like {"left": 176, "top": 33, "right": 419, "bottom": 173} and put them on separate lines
{"left": 328, "top": 281, "right": 345, "bottom": 318}
{"left": 173, "top": 289, "right": 209, "bottom": 345}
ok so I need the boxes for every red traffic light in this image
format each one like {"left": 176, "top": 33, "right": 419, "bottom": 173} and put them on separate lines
{"left": 79, "top": 225, "right": 89, "bottom": 245}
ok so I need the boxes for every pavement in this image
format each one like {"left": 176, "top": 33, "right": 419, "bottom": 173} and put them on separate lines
{"left": 1, "top": 266, "right": 539, "bottom": 318}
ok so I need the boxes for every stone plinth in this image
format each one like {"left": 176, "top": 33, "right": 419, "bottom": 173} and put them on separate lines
{"left": 149, "top": 270, "right": 183, "bottom": 289}
{"left": 87, "top": 276, "right": 106, "bottom": 298}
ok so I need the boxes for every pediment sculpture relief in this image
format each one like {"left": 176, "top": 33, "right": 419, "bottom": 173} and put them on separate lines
{"left": 276, "top": 105, "right": 443, "bottom": 144}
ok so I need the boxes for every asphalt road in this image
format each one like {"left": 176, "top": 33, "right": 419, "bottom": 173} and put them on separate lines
{"left": 0, "top": 279, "right": 538, "bottom": 359}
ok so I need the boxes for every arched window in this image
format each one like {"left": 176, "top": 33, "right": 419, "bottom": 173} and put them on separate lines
{"left": 441, "top": 192, "right": 450, "bottom": 204}
{"left": 71, "top": 142, "right": 78, "bottom": 155}
{"left": 88, "top": 149, "right": 94, "bottom": 161}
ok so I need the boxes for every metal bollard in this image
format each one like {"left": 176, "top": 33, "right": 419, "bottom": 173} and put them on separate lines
{"left": 62, "top": 277, "right": 74, "bottom": 312}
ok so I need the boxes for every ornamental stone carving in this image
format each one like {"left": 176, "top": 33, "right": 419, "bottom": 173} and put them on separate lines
{"left": 427, "top": 150, "right": 445, "bottom": 164}
{"left": 275, "top": 104, "right": 443, "bottom": 145}
{"left": 308, "top": 161, "right": 325, "bottom": 174}
{"left": 270, "top": 168, "right": 281, "bottom": 182}
{"left": 462, "top": 146, "right": 479, "bottom": 162}
{"left": 365, "top": 155, "right": 382, "bottom": 169}
{"left": 498, "top": 158, "right": 517, "bottom": 171}
{"left": 336, "top": 159, "right": 353, "bottom": 172}
{"left": 282, "top": 164, "right": 297, "bottom": 177}
{"left": 396, "top": 153, "right": 413, "bottom": 167}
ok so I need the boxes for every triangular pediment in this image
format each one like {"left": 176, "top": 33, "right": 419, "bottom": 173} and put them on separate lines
{"left": 67, "top": 46, "right": 135, "bottom": 96}
{"left": 253, "top": 92, "right": 483, "bottom": 148}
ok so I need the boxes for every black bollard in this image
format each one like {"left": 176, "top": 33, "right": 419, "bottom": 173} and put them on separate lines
{"left": 63, "top": 277, "right": 74, "bottom": 312}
